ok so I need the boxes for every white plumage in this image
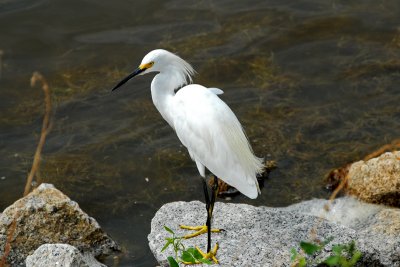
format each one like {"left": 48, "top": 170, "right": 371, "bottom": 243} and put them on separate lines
{"left": 114, "top": 49, "right": 264, "bottom": 199}
{"left": 173, "top": 84, "right": 262, "bottom": 198}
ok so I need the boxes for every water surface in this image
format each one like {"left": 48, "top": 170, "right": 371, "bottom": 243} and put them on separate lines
{"left": 1, "top": 0, "right": 400, "bottom": 266}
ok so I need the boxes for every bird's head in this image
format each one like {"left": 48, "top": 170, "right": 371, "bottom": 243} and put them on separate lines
{"left": 112, "top": 49, "right": 195, "bottom": 91}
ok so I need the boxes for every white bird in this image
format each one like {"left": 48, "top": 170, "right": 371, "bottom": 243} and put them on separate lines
{"left": 112, "top": 49, "right": 264, "bottom": 262}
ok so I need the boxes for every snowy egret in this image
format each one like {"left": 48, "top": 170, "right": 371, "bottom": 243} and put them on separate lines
{"left": 112, "top": 49, "right": 264, "bottom": 262}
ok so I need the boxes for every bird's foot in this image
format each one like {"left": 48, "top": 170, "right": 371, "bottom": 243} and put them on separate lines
{"left": 181, "top": 243, "right": 219, "bottom": 265}
{"left": 197, "top": 243, "right": 219, "bottom": 264}
{"left": 179, "top": 224, "right": 223, "bottom": 239}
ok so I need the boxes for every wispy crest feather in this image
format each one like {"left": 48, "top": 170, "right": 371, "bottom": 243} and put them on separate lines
{"left": 168, "top": 52, "right": 196, "bottom": 88}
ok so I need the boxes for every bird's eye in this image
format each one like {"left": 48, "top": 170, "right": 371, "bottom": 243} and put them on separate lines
{"left": 139, "top": 61, "right": 155, "bottom": 70}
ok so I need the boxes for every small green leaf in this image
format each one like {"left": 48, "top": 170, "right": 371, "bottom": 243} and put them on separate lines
{"left": 167, "top": 256, "right": 179, "bottom": 267}
{"left": 290, "top": 248, "right": 298, "bottom": 262}
{"left": 347, "top": 240, "right": 356, "bottom": 254}
{"left": 191, "top": 248, "right": 203, "bottom": 260}
{"left": 164, "top": 226, "right": 174, "bottom": 234}
{"left": 324, "top": 255, "right": 340, "bottom": 266}
{"left": 193, "top": 249, "right": 203, "bottom": 260}
{"left": 198, "top": 258, "right": 213, "bottom": 264}
{"left": 181, "top": 250, "right": 196, "bottom": 263}
{"left": 300, "top": 241, "right": 321, "bottom": 255}
{"left": 298, "top": 257, "right": 307, "bottom": 267}
{"left": 186, "top": 247, "right": 197, "bottom": 255}
{"left": 161, "top": 239, "right": 173, "bottom": 252}
{"left": 332, "top": 244, "right": 345, "bottom": 255}
{"left": 349, "top": 251, "right": 362, "bottom": 265}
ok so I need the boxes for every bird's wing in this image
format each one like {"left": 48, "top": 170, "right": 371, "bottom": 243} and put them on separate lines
{"left": 208, "top": 87, "right": 224, "bottom": 95}
{"left": 172, "top": 84, "right": 263, "bottom": 199}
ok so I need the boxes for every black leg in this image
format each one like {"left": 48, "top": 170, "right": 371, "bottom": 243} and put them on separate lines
{"left": 201, "top": 177, "right": 210, "bottom": 210}
{"left": 206, "top": 207, "right": 212, "bottom": 252}
{"left": 204, "top": 175, "right": 219, "bottom": 253}
{"left": 209, "top": 176, "right": 219, "bottom": 249}
{"left": 210, "top": 175, "right": 219, "bottom": 215}
{"left": 201, "top": 178, "right": 212, "bottom": 252}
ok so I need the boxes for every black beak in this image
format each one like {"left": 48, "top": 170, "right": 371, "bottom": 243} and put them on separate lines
{"left": 111, "top": 67, "right": 145, "bottom": 91}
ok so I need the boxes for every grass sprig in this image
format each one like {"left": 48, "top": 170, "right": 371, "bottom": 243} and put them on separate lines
{"left": 162, "top": 226, "right": 212, "bottom": 265}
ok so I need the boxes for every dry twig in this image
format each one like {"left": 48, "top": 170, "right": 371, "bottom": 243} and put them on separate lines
{"left": 24, "top": 72, "right": 52, "bottom": 195}
{"left": 363, "top": 139, "right": 400, "bottom": 161}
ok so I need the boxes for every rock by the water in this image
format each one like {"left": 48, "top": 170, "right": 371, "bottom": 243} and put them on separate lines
{"left": 0, "top": 183, "right": 119, "bottom": 266}
{"left": 326, "top": 151, "right": 400, "bottom": 207}
{"left": 148, "top": 200, "right": 400, "bottom": 266}
{"left": 26, "top": 244, "right": 106, "bottom": 267}
{"left": 346, "top": 151, "right": 400, "bottom": 206}
{"left": 285, "top": 197, "right": 398, "bottom": 231}
{"left": 285, "top": 197, "right": 400, "bottom": 265}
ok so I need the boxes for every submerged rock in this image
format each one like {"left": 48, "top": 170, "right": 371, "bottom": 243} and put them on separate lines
{"left": 0, "top": 183, "right": 119, "bottom": 266}
{"left": 148, "top": 200, "right": 399, "bottom": 266}
{"left": 26, "top": 244, "right": 106, "bottom": 267}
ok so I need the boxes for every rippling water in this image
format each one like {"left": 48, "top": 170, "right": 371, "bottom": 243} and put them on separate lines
{"left": 1, "top": 0, "right": 400, "bottom": 266}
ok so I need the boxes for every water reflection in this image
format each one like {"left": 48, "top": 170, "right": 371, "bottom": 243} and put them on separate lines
{"left": 0, "top": 0, "right": 400, "bottom": 266}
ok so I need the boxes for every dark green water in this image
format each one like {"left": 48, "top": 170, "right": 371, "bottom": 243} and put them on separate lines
{"left": 1, "top": 0, "right": 400, "bottom": 266}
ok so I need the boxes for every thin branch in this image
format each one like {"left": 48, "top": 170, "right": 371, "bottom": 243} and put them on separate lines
{"left": 24, "top": 72, "right": 52, "bottom": 196}
{"left": 363, "top": 139, "right": 400, "bottom": 161}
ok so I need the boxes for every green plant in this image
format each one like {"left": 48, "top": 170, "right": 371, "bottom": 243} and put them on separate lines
{"left": 290, "top": 237, "right": 362, "bottom": 267}
{"left": 324, "top": 241, "right": 362, "bottom": 267}
{"left": 162, "top": 226, "right": 212, "bottom": 266}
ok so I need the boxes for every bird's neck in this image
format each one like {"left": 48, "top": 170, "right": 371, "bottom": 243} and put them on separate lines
{"left": 151, "top": 72, "right": 181, "bottom": 128}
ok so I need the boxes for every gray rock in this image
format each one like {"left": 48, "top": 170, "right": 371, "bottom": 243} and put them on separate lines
{"left": 0, "top": 183, "right": 119, "bottom": 266}
{"left": 25, "top": 244, "right": 107, "bottom": 267}
{"left": 286, "top": 197, "right": 400, "bottom": 265}
{"left": 284, "top": 197, "right": 383, "bottom": 229}
{"left": 148, "top": 200, "right": 400, "bottom": 267}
